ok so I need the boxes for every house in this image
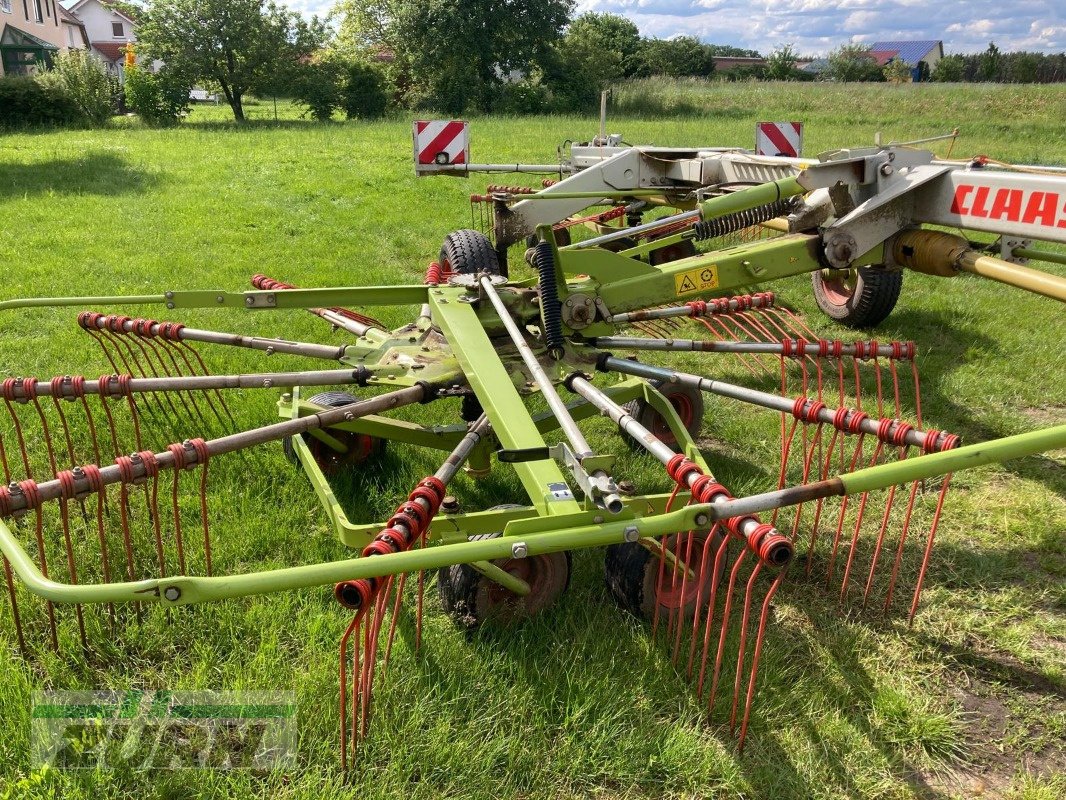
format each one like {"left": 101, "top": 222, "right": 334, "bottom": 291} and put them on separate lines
{"left": 67, "top": 0, "right": 137, "bottom": 79}
{"left": 868, "top": 40, "right": 944, "bottom": 82}
{"left": 60, "top": 6, "right": 89, "bottom": 51}
{"left": 0, "top": 0, "right": 69, "bottom": 76}
{"left": 712, "top": 56, "right": 766, "bottom": 73}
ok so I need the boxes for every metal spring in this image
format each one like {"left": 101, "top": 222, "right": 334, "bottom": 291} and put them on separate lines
{"left": 531, "top": 243, "right": 565, "bottom": 359}
{"left": 692, "top": 199, "right": 793, "bottom": 242}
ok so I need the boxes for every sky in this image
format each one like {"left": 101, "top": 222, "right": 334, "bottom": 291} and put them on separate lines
{"left": 289, "top": 0, "right": 1064, "bottom": 56}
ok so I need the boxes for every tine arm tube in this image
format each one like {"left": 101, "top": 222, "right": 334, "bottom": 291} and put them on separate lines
{"left": 600, "top": 356, "right": 937, "bottom": 450}
{"left": 479, "top": 276, "right": 622, "bottom": 513}
{"left": 2, "top": 369, "right": 375, "bottom": 399}
{"left": 592, "top": 337, "right": 908, "bottom": 359}
{"left": 0, "top": 385, "right": 426, "bottom": 515}
{"left": 83, "top": 315, "right": 346, "bottom": 361}
{"left": 567, "top": 374, "right": 789, "bottom": 564}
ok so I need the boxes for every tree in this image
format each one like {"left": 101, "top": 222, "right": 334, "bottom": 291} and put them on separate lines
{"left": 137, "top": 0, "right": 327, "bottom": 122}
{"left": 333, "top": 0, "right": 572, "bottom": 113}
{"left": 932, "top": 54, "right": 965, "bottom": 82}
{"left": 882, "top": 58, "right": 913, "bottom": 84}
{"left": 765, "top": 43, "right": 800, "bottom": 80}
{"left": 541, "top": 20, "right": 623, "bottom": 110}
{"left": 634, "top": 36, "right": 715, "bottom": 78}
{"left": 978, "top": 41, "right": 1001, "bottom": 81}
{"left": 566, "top": 12, "right": 642, "bottom": 77}
{"left": 825, "top": 43, "right": 881, "bottom": 82}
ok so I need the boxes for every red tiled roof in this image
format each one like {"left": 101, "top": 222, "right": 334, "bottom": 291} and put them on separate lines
{"left": 92, "top": 41, "right": 129, "bottom": 62}
{"left": 869, "top": 49, "right": 900, "bottom": 66}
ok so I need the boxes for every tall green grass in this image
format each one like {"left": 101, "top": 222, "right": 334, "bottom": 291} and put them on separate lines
{"left": 0, "top": 85, "right": 1062, "bottom": 799}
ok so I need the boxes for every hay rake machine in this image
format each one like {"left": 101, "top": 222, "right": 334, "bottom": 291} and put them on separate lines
{"left": 1, "top": 140, "right": 1065, "bottom": 773}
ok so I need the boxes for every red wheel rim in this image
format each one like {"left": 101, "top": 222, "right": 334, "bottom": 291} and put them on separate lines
{"left": 650, "top": 391, "right": 694, "bottom": 442}
{"left": 655, "top": 533, "right": 713, "bottom": 610}
{"left": 309, "top": 431, "right": 377, "bottom": 475}
{"left": 820, "top": 269, "right": 858, "bottom": 306}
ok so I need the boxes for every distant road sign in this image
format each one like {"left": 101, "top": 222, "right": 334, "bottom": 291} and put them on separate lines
{"left": 756, "top": 122, "right": 803, "bottom": 157}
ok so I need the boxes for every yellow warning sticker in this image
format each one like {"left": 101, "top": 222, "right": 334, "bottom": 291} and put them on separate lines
{"left": 674, "top": 264, "right": 718, "bottom": 296}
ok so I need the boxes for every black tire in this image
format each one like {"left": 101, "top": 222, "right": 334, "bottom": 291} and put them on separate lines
{"left": 439, "top": 229, "right": 500, "bottom": 276}
{"left": 621, "top": 379, "right": 705, "bottom": 452}
{"left": 282, "top": 391, "right": 385, "bottom": 475}
{"left": 524, "top": 227, "right": 571, "bottom": 249}
{"left": 439, "top": 506, "right": 571, "bottom": 631}
{"left": 605, "top": 529, "right": 725, "bottom": 621}
{"left": 648, "top": 237, "right": 697, "bottom": 266}
{"left": 811, "top": 266, "right": 903, "bottom": 329}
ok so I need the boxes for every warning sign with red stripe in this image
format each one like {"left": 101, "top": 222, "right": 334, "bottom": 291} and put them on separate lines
{"left": 413, "top": 120, "right": 469, "bottom": 173}
{"left": 755, "top": 122, "right": 803, "bottom": 157}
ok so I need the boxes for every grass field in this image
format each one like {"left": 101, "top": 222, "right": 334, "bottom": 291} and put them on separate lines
{"left": 0, "top": 81, "right": 1064, "bottom": 799}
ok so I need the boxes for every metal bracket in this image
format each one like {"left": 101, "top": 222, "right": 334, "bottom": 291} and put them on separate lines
{"left": 998, "top": 236, "right": 1031, "bottom": 264}
{"left": 548, "top": 442, "right": 621, "bottom": 511}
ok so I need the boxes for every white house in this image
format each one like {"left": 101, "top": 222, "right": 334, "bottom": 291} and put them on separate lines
{"left": 66, "top": 0, "right": 136, "bottom": 78}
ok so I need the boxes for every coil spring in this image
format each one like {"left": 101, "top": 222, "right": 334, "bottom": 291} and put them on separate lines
{"left": 691, "top": 199, "right": 793, "bottom": 242}
{"left": 531, "top": 242, "right": 565, "bottom": 360}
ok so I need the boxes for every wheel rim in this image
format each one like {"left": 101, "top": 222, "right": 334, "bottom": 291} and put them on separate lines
{"left": 819, "top": 268, "right": 859, "bottom": 306}
{"left": 654, "top": 533, "right": 714, "bottom": 611}
{"left": 649, "top": 391, "right": 695, "bottom": 441}
{"left": 308, "top": 431, "right": 377, "bottom": 475}
{"left": 481, "top": 553, "right": 568, "bottom": 620}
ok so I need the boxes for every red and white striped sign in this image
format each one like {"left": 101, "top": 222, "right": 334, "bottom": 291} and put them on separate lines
{"left": 413, "top": 120, "right": 469, "bottom": 171}
{"left": 755, "top": 122, "right": 803, "bottom": 157}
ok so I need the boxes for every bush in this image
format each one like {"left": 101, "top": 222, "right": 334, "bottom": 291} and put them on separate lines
{"left": 34, "top": 49, "right": 115, "bottom": 125}
{"left": 0, "top": 76, "right": 82, "bottom": 127}
{"left": 342, "top": 61, "right": 387, "bottom": 119}
{"left": 293, "top": 57, "right": 345, "bottom": 121}
{"left": 493, "top": 80, "right": 549, "bottom": 114}
{"left": 124, "top": 65, "right": 192, "bottom": 126}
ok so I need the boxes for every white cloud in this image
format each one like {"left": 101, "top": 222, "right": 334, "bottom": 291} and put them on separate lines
{"left": 288, "top": 1, "right": 1064, "bottom": 55}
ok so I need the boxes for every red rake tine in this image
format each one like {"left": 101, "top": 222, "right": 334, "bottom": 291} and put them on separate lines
{"left": 709, "top": 546, "right": 748, "bottom": 712}
{"left": 737, "top": 571, "right": 786, "bottom": 750}
{"left": 686, "top": 526, "right": 721, "bottom": 679}
{"left": 670, "top": 529, "right": 698, "bottom": 665}
{"left": 696, "top": 533, "right": 734, "bottom": 697}
{"left": 2, "top": 556, "right": 27, "bottom": 656}
{"left": 730, "top": 562, "right": 763, "bottom": 734}
{"left": 908, "top": 474, "right": 953, "bottom": 623}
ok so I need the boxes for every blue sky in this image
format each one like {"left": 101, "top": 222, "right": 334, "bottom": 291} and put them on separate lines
{"left": 291, "top": 0, "right": 1064, "bottom": 56}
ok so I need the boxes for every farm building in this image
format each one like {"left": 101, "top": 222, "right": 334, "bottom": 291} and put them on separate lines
{"left": 868, "top": 40, "right": 944, "bottom": 81}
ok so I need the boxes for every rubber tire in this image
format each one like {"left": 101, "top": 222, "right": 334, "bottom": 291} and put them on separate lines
{"left": 439, "top": 229, "right": 500, "bottom": 276}
{"left": 811, "top": 266, "right": 903, "bottom": 329}
{"left": 439, "top": 506, "right": 571, "bottom": 631}
{"left": 648, "top": 238, "right": 697, "bottom": 266}
{"left": 282, "top": 391, "right": 385, "bottom": 474}
{"left": 621, "top": 379, "right": 705, "bottom": 452}
{"left": 605, "top": 529, "right": 725, "bottom": 621}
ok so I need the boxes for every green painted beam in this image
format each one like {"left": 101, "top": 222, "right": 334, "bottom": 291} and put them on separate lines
{"left": 429, "top": 289, "right": 580, "bottom": 516}
{"left": 841, "top": 424, "right": 1066, "bottom": 494}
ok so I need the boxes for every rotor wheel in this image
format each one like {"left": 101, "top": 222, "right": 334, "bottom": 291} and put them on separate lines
{"left": 525, "top": 227, "right": 572, "bottom": 249}
{"left": 622, "top": 379, "right": 705, "bottom": 452}
{"left": 282, "top": 391, "right": 386, "bottom": 475}
{"left": 648, "top": 237, "right": 697, "bottom": 265}
{"left": 811, "top": 266, "right": 903, "bottom": 329}
{"left": 439, "top": 506, "right": 571, "bottom": 631}
{"left": 605, "top": 529, "right": 726, "bottom": 621}
{"left": 440, "top": 229, "right": 500, "bottom": 276}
